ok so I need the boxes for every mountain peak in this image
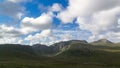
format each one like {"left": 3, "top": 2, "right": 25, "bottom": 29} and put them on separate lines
{"left": 93, "top": 39, "right": 113, "bottom": 44}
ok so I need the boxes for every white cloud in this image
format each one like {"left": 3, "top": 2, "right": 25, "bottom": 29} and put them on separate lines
{"left": 57, "top": 0, "right": 120, "bottom": 42}
{"left": 88, "top": 32, "right": 120, "bottom": 43}
{"left": 40, "top": 29, "right": 51, "bottom": 37}
{"left": 0, "top": 37, "right": 19, "bottom": 44}
{"left": 0, "top": 0, "right": 54, "bottom": 44}
{"left": 6, "top": 0, "right": 31, "bottom": 3}
{"left": 24, "top": 29, "right": 52, "bottom": 45}
{"left": 57, "top": 0, "right": 120, "bottom": 23}
{"left": 39, "top": 3, "right": 62, "bottom": 13}
{"left": 0, "top": 24, "right": 23, "bottom": 37}
{"left": 26, "top": 29, "right": 51, "bottom": 41}
{"left": 21, "top": 12, "right": 53, "bottom": 34}
{"left": 77, "top": 7, "right": 120, "bottom": 34}
{"left": 23, "top": 29, "right": 90, "bottom": 45}
{"left": 50, "top": 3, "right": 62, "bottom": 12}
{"left": 0, "top": 24, "right": 24, "bottom": 44}
{"left": 57, "top": 11, "right": 75, "bottom": 23}
{"left": 0, "top": 24, "right": 53, "bottom": 45}
{"left": 77, "top": 7, "right": 120, "bottom": 42}
{"left": 0, "top": 0, "right": 25, "bottom": 22}
{"left": 18, "top": 39, "right": 23, "bottom": 44}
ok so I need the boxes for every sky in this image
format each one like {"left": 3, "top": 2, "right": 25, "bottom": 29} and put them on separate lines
{"left": 0, "top": 0, "right": 120, "bottom": 45}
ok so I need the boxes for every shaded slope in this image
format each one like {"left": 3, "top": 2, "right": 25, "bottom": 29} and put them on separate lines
{"left": 32, "top": 44, "right": 55, "bottom": 56}
{"left": 0, "top": 44, "right": 37, "bottom": 59}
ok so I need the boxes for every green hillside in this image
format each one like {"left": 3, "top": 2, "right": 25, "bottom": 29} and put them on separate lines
{"left": 0, "top": 44, "right": 37, "bottom": 59}
{"left": 56, "top": 42, "right": 94, "bottom": 57}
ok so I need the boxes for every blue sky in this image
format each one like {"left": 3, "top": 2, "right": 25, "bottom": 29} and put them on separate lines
{"left": 0, "top": 0, "right": 120, "bottom": 45}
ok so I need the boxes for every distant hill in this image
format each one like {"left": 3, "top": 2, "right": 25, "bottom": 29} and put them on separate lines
{"left": 91, "top": 39, "right": 113, "bottom": 45}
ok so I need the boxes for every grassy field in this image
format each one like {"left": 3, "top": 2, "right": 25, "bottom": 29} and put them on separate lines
{"left": 0, "top": 52, "right": 120, "bottom": 68}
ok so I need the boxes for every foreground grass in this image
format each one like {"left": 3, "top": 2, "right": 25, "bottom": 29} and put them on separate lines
{"left": 0, "top": 52, "right": 120, "bottom": 68}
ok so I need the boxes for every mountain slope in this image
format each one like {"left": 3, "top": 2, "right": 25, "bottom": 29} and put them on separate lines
{"left": 0, "top": 39, "right": 119, "bottom": 58}
{"left": 0, "top": 44, "right": 37, "bottom": 59}
{"left": 32, "top": 40, "right": 89, "bottom": 57}
{"left": 32, "top": 44, "right": 55, "bottom": 56}
{"left": 91, "top": 39, "right": 113, "bottom": 45}
{"left": 55, "top": 41, "right": 95, "bottom": 57}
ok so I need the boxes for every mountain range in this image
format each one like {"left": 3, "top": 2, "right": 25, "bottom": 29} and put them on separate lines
{"left": 0, "top": 39, "right": 119, "bottom": 59}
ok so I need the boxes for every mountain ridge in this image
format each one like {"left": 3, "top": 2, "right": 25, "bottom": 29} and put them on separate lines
{"left": 0, "top": 39, "right": 119, "bottom": 58}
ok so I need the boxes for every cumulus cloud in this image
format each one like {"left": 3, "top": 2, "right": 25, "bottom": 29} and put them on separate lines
{"left": 24, "top": 29, "right": 52, "bottom": 45}
{"left": 0, "top": 37, "right": 19, "bottom": 44}
{"left": 0, "top": 0, "right": 25, "bottom": 22}
{"left": 58, "top": 0, "right": 120, "bottom": 23}
{"left": 0, "top": 0, "right": 54, "bottom": 45}
{"left": 0, "top": 24, "right": 24, "bottom": 44}
{"left": 89, "top": 32, "right": 120, "bottom": 43}
{"left": 57, "top": 0, "right": 120, "bottom": 42}
{"left": 77, "top": 7, "right": 120, "bottom": 34}
{"left": 76, "top": 7, "right": 120, "bottom": 42}
{"left": 0, "top": 25, "right": 23, "bottom": 38}
{"left": 24, "top": 29, "right": 90, "bottom": 45}
{"left": 50, "top": 3, "right": 62, "bottom": 12}
{"left": 21, "top": 12, "right": 53, "bottom": 34}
